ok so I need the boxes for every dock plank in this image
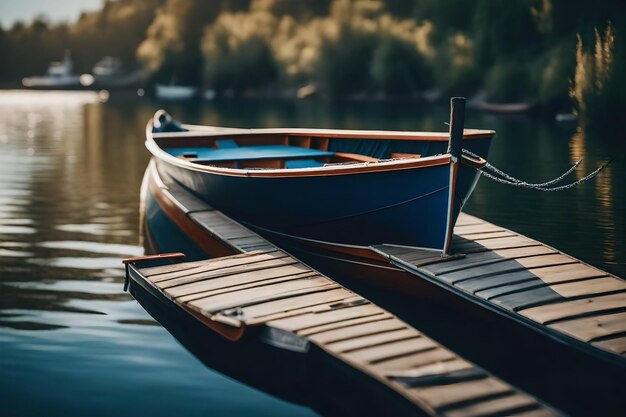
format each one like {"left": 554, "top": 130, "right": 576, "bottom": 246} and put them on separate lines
{"left": 519, "top": 293, "right": 626, "bottom": 324}
{"left": 443, "top": 393, "right": 539, "bottom": 417}
{"left": 308, "top": 320, "right": 409, "bottom": 345}
{"left": 409, "top": 377, "right": 512, "bottom": 410}
{"left": 165, "top": 264, "right": 313, "bottom": 297}
{"left": 327, "top": 329, "right": 420, "bottom": 353}
{"left": 375, "top": 212, "right": 626, "bottom": 370}
{"left": 549, "top": 312, "right": 626, "bottom": 342}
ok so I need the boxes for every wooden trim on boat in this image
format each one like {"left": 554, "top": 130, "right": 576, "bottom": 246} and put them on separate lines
{"left": 123, "top": 252, "right": 185, "bottom": 264}
{"left": 155, "top": 126, "right": 496, "bottom": 141}
{"left": 147, "top": 122, "right": 453, "bottom": 178}
{"left": 461, "top": 154, "right": 487, "bottom": 169}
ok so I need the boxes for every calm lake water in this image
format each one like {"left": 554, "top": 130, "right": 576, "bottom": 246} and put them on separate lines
{"left": 0, "top": 90, "right": 623, "bottom": 417}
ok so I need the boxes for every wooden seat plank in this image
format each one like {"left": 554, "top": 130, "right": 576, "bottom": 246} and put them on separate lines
{"left": 308, "top": 320, "right": 408, "bottom": 345}
{"left": 326, "top": 329, "right": 420, "bottom": 353}
{"left": 549, "top": 311, "right": 626, "bottom": 342}
{"left": 519, "top": 293, "right": 626, "bottom": 324}
{"left": 409, "top": 377, "right": 512, "bottom": 410}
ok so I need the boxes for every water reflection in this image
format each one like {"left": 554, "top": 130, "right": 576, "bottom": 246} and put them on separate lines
{"left": 0, "top": 91, "right": 315, "bottom": 417}
{"left": 0, "top": 91, "right": 623, "bottom": 417}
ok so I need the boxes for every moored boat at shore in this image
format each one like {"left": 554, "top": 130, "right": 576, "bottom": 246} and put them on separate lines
{"left": 146, "top": 98, "right": 494, "bottom": 253}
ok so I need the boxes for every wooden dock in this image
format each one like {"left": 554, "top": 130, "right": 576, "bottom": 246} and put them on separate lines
{"left": 372, "top": 213, "right": 626, "bottom": 364}
{"left": 127, "top": 162, "right": 561, "bottom": 417}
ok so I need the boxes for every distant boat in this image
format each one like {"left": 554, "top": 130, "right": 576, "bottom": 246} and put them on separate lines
{"left": 147, "top": 98, "right": 493, "bottom": 252}
{"left": 473, "top": 100, "right": 535, "bottom": 115}
{"left": 80, "top": 57, "right": 148, "bottom": 89}
{"left": 155, "top": 84, "right": 198, "bottom": 101}
{"left": 22, "top": 50, "right": 82, "bottom": 89}
{"left": 92, "top": 56, "right": 123, "bottom": 77}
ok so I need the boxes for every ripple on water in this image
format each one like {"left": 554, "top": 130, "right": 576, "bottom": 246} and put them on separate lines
{"left": 38, "top": 241, "right": 142, "bottom": 257}
{"left": 27, "top": 256, "right": 125, "bottom": 270}
{"left": 55, "top": 224, "right": 134, "bottom": 237}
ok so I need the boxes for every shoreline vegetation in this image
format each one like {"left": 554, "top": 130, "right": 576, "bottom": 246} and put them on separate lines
{"left": 1, "top": 0, "right": 624, "bottom": 133}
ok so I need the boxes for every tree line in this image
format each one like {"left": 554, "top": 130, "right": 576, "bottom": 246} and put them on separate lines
{"left": 1, "top": 0, "right": 624, "bottom": 130}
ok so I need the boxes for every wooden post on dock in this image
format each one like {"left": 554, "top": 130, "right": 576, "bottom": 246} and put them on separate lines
{"left": 443, "top": 97, "right": 466, "bottom": 255}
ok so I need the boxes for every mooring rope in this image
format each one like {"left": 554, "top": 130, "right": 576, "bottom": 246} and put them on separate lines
{"left": 462, "top": 149, "right": 612, "bottom": 191}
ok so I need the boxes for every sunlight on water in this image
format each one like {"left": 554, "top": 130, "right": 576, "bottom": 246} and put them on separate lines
{"left": 0, "top": 91, "right": 317, "bottom": 417}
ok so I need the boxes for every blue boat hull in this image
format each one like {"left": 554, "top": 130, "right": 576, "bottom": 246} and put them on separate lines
{"left": 156, "top": 153, "right": 483, "bottom": 250}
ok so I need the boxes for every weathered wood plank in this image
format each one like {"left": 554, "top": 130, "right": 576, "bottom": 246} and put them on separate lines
{"left": 490, "top": 277, "right": 625, "bottom": 311}
{"left": 593, "top": 337, "right": 626, "bottom": 355}
{"left": 519, "top": 293, "right": 626, "bottom": 324}
{"left": 308, "top": 320, "right": 408, "bottom": 345}
{"left": 453, "top": 236, "right": 540, "bottom": 253}
{"left": 440, "top": 254, "right": 576, "bottom": 284}
{"left": 385, "top": 358, "right": 472, "bottom": 379}
{"left": 454, "top": 224, "right": 506, "bottom": 235}
{"left": 345, "top": 337, "right": 438, "bottom": 364}
{"left": 165, "top": 264, "right": 313, "bottom": 297}
{"left": 268, "top": 304, "right": 384, "bottom": 332}
{"left": 189, "top": 280, "right": 341, "bottom": 313}
{"left": 326, "top": 329, "right": 420, "bottom": 353}
{"left": 371, "top": 349, "right": 457, "bottom": 374}
{"left": 549, "top": 311, "right": 626, "bottom": 342}
{"left": 409, "top": 378, "right": 512, "bottom": 410}
{"left": 424, "top": 246, "right": 557, "bottom": 277}
{"left": 170, "top": 271, "right": 320, "bottom": 302}
{"left": 163, "top": 181, "right": 213, "bottom": 213}
{"left": 158, "top": 257, "right": 300, "bottom": 288}
{"left": 240, "top": 289, "right": 356, "bottom": 323}
{"left": 443, "top": 393, "right": 539, "bottom": 417}
{"left": 148, "top": 251, "right": 285, "bottom": 282}
{"left": 298, "top": 315, "right": 395, "bottom": 337}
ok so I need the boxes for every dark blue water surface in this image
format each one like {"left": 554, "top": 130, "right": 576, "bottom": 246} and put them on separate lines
{"left": 0, "top": 91, "right": 623, "bottom": 417}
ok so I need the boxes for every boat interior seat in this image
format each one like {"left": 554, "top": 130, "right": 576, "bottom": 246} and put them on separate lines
{"left": 215, "top": 139, "right": 239, "bottom": 149}
{"left": 166, "top": 145, "right": 334, "bottom": 163}
{"left": 284, "top": 159, "right": 326, "bottom": 169}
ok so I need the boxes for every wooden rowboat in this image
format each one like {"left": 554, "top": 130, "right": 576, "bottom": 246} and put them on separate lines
{"left": 146, "top": 98, "right": 494, "bottom": 253}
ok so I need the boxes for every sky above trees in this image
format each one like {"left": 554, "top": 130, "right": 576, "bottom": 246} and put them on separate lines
{"left": 0, "top": 0, "right": 101, "bottom": 27}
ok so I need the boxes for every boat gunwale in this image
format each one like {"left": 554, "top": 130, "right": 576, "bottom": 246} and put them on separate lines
{"left": 146, "top": 121, "right": 489, "bottom": 178}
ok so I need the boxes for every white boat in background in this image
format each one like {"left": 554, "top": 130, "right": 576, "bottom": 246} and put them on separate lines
{"left": 92, "top": 56, "right": 123, "bottom": 77}
{"left": 22, "top": 51, "right": 82, "bottom": 89}
{"left": 155, "top": 84, "right": 198, "bottom": 101}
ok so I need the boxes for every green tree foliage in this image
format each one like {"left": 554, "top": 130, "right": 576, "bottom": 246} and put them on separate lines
{"left": 1, "top": 0, "right": 625, "bottom": 129}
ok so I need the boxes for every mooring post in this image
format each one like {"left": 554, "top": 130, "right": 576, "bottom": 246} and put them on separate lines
{"left": 443, "top": 97, "right": 466, "bottom": 255}
{"left": 447, "top": 97, "right": 465, "bottom": 162}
